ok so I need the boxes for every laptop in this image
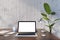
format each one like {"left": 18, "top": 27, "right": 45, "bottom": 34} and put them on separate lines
{"left": 15, "top": 21, "right": 37, "bottom": 37}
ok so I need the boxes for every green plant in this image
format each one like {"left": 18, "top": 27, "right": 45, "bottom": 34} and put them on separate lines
{"left": 40, "top": 3, "right": 60, "bottom": 33}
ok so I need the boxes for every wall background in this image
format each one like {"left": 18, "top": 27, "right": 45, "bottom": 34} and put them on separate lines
{"left": 0, "top": 0, "right": 60, "bottom": 38}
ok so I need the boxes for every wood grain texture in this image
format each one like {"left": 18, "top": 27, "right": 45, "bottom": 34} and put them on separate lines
{"left": 0, "top": 29, "right": 60, "bottom": 40}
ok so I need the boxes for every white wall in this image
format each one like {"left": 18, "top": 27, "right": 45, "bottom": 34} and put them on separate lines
{"left": 0, "top": 0, "right": 60, "bottom": 38}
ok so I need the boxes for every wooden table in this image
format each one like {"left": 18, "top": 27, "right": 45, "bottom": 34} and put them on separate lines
{"left": 0, "top": 29, "right": 60, "bottom": 40}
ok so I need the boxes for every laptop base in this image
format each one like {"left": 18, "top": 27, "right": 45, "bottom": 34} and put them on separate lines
{"left": 15, "top": 33, "right": 37, "bottom": 37}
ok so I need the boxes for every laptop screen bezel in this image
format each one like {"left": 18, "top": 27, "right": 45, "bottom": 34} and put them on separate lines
{"left": 17, "top": 21, "right": 36, "bottom": 33}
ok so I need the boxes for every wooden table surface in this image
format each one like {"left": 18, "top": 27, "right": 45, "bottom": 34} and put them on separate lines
{"left": 0, "top": 29, "right": 60, "bottom": 40}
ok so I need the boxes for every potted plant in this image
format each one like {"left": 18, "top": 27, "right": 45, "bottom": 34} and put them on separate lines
{"left": 40, "top": 3, "right": 60, "bottom": 34}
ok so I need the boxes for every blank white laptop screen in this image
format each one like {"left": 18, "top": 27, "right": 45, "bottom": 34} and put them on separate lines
{"left": 18, "top": 21, "right": 36, "bottom": 32}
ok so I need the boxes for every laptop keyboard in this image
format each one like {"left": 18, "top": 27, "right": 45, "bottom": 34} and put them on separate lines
{"left": 18, "top": 33, "right": 35, "bottom": 35}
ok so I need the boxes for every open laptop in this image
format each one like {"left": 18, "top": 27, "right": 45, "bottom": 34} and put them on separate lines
{"left": 15, "top": 21, "right": 37, "bottom": 37}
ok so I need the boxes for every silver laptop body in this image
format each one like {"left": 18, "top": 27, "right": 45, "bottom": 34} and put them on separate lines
{"left": 15, "top": 21, "right": 37, "bottom": 37}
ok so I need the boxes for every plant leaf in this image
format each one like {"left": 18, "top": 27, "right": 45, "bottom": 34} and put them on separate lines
{"left": 43, "top": 17, "right": 49, "bottom": 20}
{"left": 51, "top": 12, "right": 56, "bottom": 15}
{"left": 48, "top": 23, "right": 55, "bottom": 30}
{"left": 45, "top": 25, "right": 49, "bottom": 27}
{"left": 41, "top": 13, "right": 47, "bottom": 17}
{"left": 48, "top": 23, "right": 55, "bottom": 28}
{"left": 38, "top": 18, "right": 42, "bottom": 22}
{"left": 44, "top": 3, "right": 51, "bottom": 14}
{"left": 54, "top": 18, "right": 60, "bottom": 21}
